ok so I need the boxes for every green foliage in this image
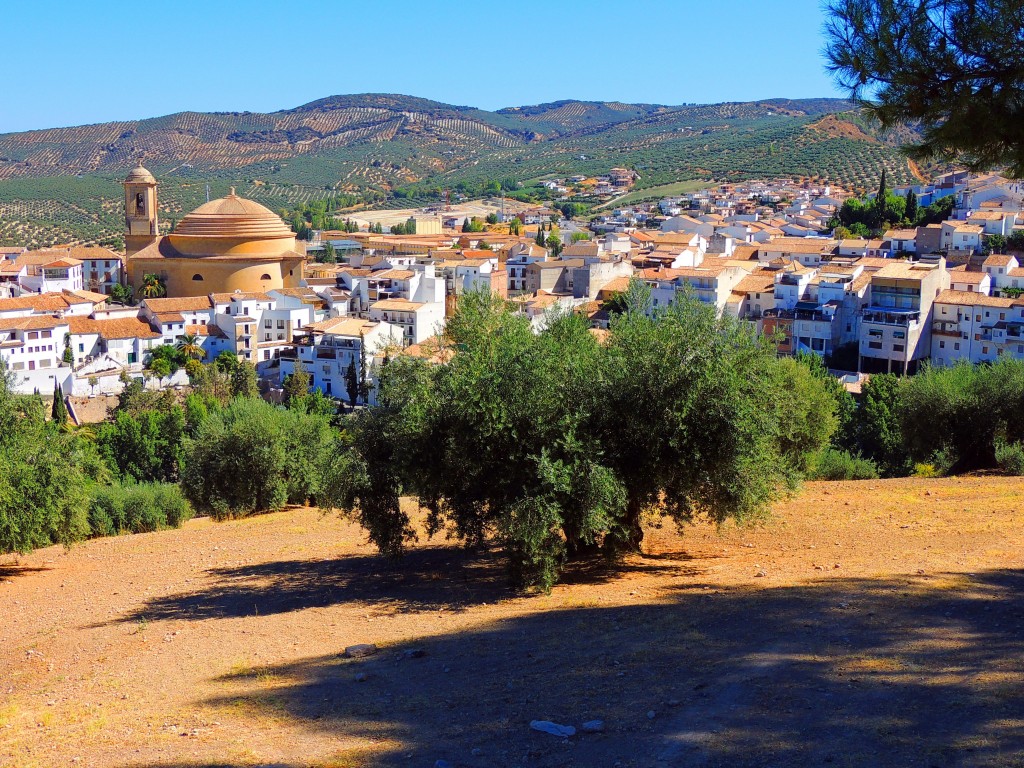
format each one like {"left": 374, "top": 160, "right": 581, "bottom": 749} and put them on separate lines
{"left": 87, "top": 482, "right": 192, "bottom": 537}
{"left": 283, "top": 359, "right": 311, "bottom": 407}
{"left": 851, "top": 373, "right": 909, "bottom": 477}
{"left": 904, "top": 188, "right": 918, "bottom": 225}
{"left": 825, "top": 0, "right": 1024, "bottom": 175}
{"left": 809, "top": 448, "right": 879, "bottom": 481}
{"left": 110, "top": 283, "right": 134, "bottom": 306}
{"left": 899, "top": 359, "right": 1024, "bottom": 474}
{"left": 462, "top": 216, "right": 485, "bottom": 233}
{"left": 95, "top": 402, "right": 186, "bottom": 484}
{"left": 0, "top": 365, "right": 98, "bottom": 553}
{"left": 332, "top": 286, "right": 834, "bottom": 589}
{"left": 230, "top": 362, "right": 259, "bottom": 399}
{"left": 51, "top": 382, "right": 68, "bottom": 426}
{"left": 994, "top": 439, "right": 1024, "bottom": 476}
{"left": 181, "top": 397, "right": 334, "bottom": 519}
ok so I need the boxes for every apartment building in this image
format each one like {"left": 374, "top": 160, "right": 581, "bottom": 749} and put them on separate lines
{"left": 858, "top": 259, "right": 949, "bottom": 374}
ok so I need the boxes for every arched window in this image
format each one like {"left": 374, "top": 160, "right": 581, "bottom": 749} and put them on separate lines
{"left": 192, "top": 274, "right": 204, "bottom": 281}
{"left": 135, "top": 192, "right": 146, "bottom": 215}
{"left": 260, "top": 273, "right": 272, "bottom": 280}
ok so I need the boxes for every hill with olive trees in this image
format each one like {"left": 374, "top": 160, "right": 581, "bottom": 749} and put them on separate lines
{"left": 0, "top": 93, "right": 920, "bottom": 247}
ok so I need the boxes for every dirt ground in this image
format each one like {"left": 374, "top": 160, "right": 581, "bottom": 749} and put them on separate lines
{"left": 2, "top": 477, "right": 1023, "bottom": 768}
{"left": 349, "top": 199, "right": 532, "bottom": 230}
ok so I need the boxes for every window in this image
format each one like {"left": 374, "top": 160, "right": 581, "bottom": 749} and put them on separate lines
{"left": 42, "top": 330, "right": 51, "bottom": 339}
{"left": 983, "top": 346, "right": 990, "bottom": 354}
{"left": 893, "top": 344, "right": 905, "bottom": 352}
{"left": 260, "top": 273, "right": 272, "bottom": 281}
{"left": 893, "top": 330, "right": 906, "bottom": 339}
{"left": 868, "top": 341, "right": 883, "bottom": 349}
{"left": 277, "top": 320, "right": 285, "bottom": 329}
{"left": 955, "top": 342, "right": 960, "bottom": 351}
{"left": 975, "top": 334, "right": 981, "bottom": 341}
{"left": 192, "top": 274, "right": 204, "bottom": 281}
{"left": 263, "top": 351, "right": 270, "bottom": 360}
{"left": 78, "top": 344, "right": 84, "bottom": 353}
{"left": 939, "top": 341, "right": 945, "bottom": 349}
{"left": 264, "top": 319, "right": 271, "bottom": 328}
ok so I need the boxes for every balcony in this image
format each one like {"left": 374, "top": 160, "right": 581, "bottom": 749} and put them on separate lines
{"left": 931, "top": 321, "right": 962, "bottom": 337}
{"left": 863, "top": 307, "right": 920, "bottom": 327}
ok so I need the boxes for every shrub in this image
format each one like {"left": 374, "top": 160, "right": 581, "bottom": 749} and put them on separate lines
{"left": 809, "top": 449, "right": 879, "bottom": 480}
{"left": 121, "top": 487, "right": 166, "bottom": 533}
{"left": 86, "top": 482, "right": 193, "bottom": 537}
{"left": 87, "top": 485, "right": 124, "bottom": 537}
{"left": 153, "top": 484, "right": 192, "bottom": 527}
{"left": 995, "top": 439, "right": 1024, "bottom": 476}
{"left": 912, "top": 463, "right": 941, "bottom": 478}
{"left": 181, "top": 397, "right": 334, "bottom": 519}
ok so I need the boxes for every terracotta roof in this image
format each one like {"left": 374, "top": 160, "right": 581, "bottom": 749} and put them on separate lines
{"left": 305, "top": 317, "right": 380, "bottom": 336}
{"left": 934, "top": 289, "right": 1016, "bottom": 308}
{"left": 143, "top": 296, "right": 214, "bottom": 312}
{"left": 949, "top": 269, "right": 989, "bottom": 284}
{"left": 371, "top": 298, "right": 426, "bottom": 311}
{"left": 0, "top": 293, "right": 77, "bottom": 313}
{"left": 153, "top": 312, "right": 186, "bottom": 324}
{"left": 872, "top": 262, "right": 943, "bottom": 280}
{"left": 371, "top": 269, "right": 415, "bottom": 280}
{"left": 596, "top": 276, "right": 631, "bottom": 296}
{"left": 210, "top": 292, "right": 272, "bottom": 303}
{"left": 67, "top": 316, "right": 160, "bottom": 340}
{"left": 983, "top": 254, "right": 1015, "bottom": 267}
{"left": 734, "top": 273, "right": 776, "bottom": 293}
{"left": 0, "top": 315, "right": 68, "bottom": 332}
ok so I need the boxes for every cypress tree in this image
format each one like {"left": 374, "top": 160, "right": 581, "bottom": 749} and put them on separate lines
{"left": 51, "top": 381, "right": 68, "bottom": 426}
{"left": 905, "top": 189, "right": 918, "bottom": 225}
{"left": 875, "top": 169, "right": 889, "bottom": 226}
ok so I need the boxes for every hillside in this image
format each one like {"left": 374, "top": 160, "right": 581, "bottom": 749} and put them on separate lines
{"left": 0, "top": 93, "right": 918, "bottom": 247}
{"left": 2, "top": 477, "right": 1022, "bottom": 766}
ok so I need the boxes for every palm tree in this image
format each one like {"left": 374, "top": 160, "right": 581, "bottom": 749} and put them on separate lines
{"left": 140, "top": 274, "right": 166, "bottom": 299}
{"left": 175, "top": 333, "right": 205, "bottom": 361}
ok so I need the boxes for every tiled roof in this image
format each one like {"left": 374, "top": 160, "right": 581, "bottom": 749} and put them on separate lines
{"left": 934, "top": 289, "right": 1015, "bottom": 308}
{"left": 210, "top": 292, "right": 272, "bottom": 303}
{"left": 143, "top": 296, "right": 214, "bottom": 312}
{"left": 371, "top": 298, "right": 426, "bottom": 311}
{"left": 0, "top": 315, "right": 68, "bottom": 332}
{"left": 305, "top": 317, "right": 380, "bottom": 336}
{"left": 67, "top": 316, "right": 161, "bottom": 340}
{"left": 983, "top": 254, "right": 1015, "bottom": 267}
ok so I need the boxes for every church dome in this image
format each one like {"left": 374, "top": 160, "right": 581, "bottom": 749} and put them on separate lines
{"left": 124, "top": 165, "right": 156, "bottom": 184}
{"left": 173, "top": 189, "right": 294, "bottom": 240}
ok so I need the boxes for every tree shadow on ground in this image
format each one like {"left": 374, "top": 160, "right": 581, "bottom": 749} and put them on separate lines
{"left": 110, "top": 544, "right": 700, "bottom": 624}
{"left": 0, "top": 563, "right": 52, "bottom": 580}
{"left": 180, "top": 569, "right": 1024, "bottom": 768}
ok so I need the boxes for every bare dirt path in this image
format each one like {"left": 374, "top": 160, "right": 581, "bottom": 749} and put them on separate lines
{"left": 1, "top": 477, "right": 1023, "bottom": 767}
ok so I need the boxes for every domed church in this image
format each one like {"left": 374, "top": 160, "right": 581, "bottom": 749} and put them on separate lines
{"left": 123, "top": 166, "right": 305, "bottom": 298}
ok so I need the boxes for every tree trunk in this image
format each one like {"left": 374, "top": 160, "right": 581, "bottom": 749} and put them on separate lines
{"left": 604, "top": 498, "right": 645, "bottom": 554}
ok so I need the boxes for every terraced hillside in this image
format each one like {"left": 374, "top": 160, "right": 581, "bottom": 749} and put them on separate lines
{"left": 0, "top": 93, "right": 918, "bottom": 246}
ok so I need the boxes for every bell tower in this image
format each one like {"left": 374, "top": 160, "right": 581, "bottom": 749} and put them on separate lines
{"left": 123, "top": 164, "right": 159, "bottom": 257}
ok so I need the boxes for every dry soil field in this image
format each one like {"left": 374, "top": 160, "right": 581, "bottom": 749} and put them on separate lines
{"left": 2, "top": 477, "right": 1023, "bottom": 768}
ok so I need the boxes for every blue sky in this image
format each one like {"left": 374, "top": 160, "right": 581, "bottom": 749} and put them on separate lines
{"left": 1, "top": 0, "right": 844, "bottom": 133}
